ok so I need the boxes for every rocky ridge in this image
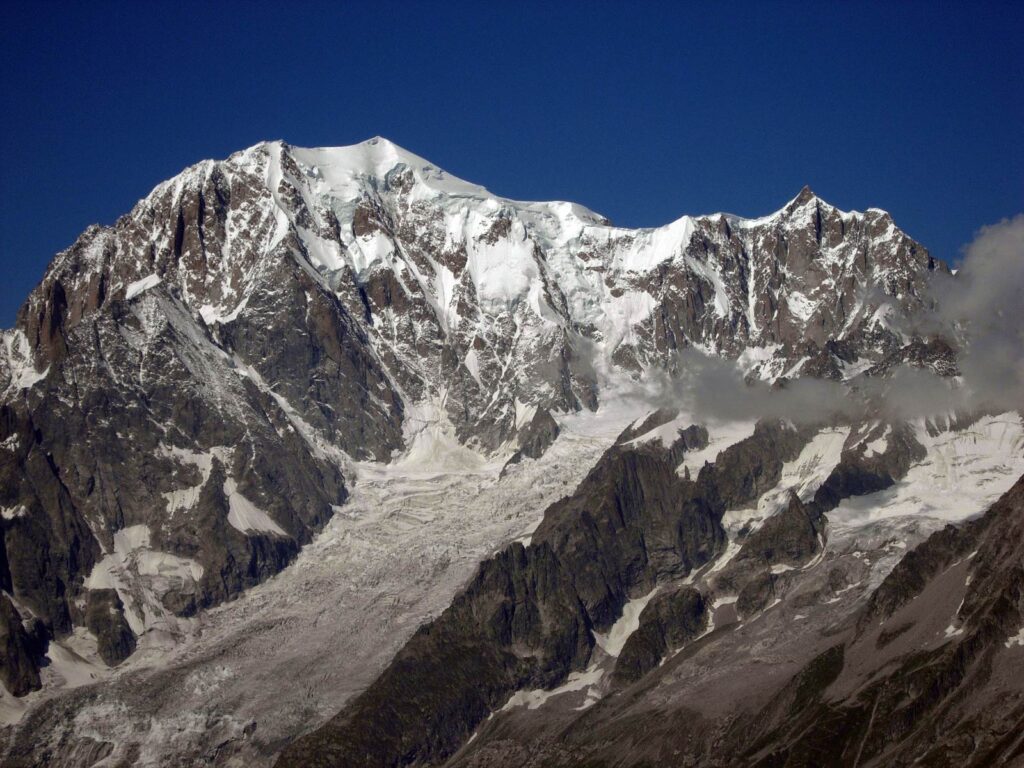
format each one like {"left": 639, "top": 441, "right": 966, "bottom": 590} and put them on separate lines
{"left": 289, "top": 410, "right": 1024, "bottom": 768}
{"left": 275, "top": 409, "right": 967, "bottom": 767}
{"left": 0, "top": 137, "right": 951, "bottom": 699}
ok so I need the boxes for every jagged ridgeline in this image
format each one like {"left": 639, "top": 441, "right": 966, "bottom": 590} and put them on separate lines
{"left": 0, "top": 138, "right": 946, "bottom": 692}
{"left": 4, "top": 138, "right": 1017, "bottom": 768}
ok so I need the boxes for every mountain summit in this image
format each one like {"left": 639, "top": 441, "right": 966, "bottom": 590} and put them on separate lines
{"left": 4, "top": 140, "right": 1009, "bottom": 768}
{"left": 1, "top": 136, "right": 946, "bottom": 678}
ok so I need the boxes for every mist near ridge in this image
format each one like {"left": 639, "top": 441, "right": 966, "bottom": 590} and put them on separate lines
{"left": 932, "top": 213, "right": 1024, "bottom": 409}
{"left": 618, "top": 213, "right": 1024, "bottom": 426}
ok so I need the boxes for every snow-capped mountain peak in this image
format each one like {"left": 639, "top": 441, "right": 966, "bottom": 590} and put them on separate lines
{"left": 5, "top": 138, "right": 1011, "bottom": 768}
{"left": 11, "top": 137, "right": 949, "bottom": 451}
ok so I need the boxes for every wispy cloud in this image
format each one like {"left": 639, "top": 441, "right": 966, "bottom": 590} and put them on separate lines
{"left": 933, "top": 214, "right": 1024, "bottom": 411}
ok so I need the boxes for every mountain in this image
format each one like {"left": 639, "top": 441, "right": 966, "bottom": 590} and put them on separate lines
{"left": 2, "top": 138, "right": 1017, "bottom": 768}
{"left": 273, "top": 413, "right": 1024, "bottom": 768}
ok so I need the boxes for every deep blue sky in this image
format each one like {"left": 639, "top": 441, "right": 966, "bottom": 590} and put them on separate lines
{"left": 2, "top": 1, "right": 1022, "bottom": 326}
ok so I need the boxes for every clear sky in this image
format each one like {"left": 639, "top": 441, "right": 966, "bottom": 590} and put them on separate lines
{"left": 2, "top": 1, "right": 1022, "bottom": 326}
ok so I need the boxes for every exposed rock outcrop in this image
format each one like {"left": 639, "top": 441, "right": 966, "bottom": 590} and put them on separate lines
{"left": 0, "top": 594, "right": 45, "bottom": 697}
{"left": 441, "top": 472, "right": 1024, "bottom": 768}
{"left": 275, "top": 543, "right": 591, "bottom": 768}
{"left": 277, "top": 418, "right": 821, "bottom": 767}
{"left": 611, "top": 585, "right": 708, "bottom": 686}
{"left": 83, "top": 589, "right": 136, "bottom": 667}
{"left": 0, "top": 137, "right": 951, "bottom": 697}
{"left": 502, "top": 408, "right": 561, "bottom": 473}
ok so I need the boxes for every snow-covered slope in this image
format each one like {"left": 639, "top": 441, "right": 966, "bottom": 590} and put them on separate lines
{"left": 0, "top": 138, "right": 974, "bottom": 766}
{"left": 12, "top": 137, "right": 948, "bottom": 453}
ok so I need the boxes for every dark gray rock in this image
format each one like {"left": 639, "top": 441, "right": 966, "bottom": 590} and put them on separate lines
{"left": 445, "top": 474, "right": 1024, "bottom": 768}
{"left": 734, "top": 492, "right": 821, "bottom": 570}
{"left": 0, "top": 593, "right": 45, "bottom": 697}
{"left": 501, "top": 408, "right": 561, "bottom": 474}
{"left": 0, "top": 289, "right": 349, "bottom": 692}
{"left": 811, "top": 420, "right": 927, "bottom": 515}
{"left": 532, "top": 445, "right": 725, "bottom": 627}
{"left": 275, "top": 543, "right": 591, "bottom": 768}
{"left": 0, "top": 141, "right": 957, "bottom": 719}
{"left": 83, "top": 589, "right": 136, "bottom": 667}
{"left": 278, "top": 419, "right": 823, "bottom": 766}
{"left": 729, "top": 474, "right": 1024, "bottom": 768}
{"left": 611, "top": 585, "right": 707, "bottom": 686}
{"left": 615, "top": 408, "right": 679, "bottom": 444}
{"left": 865, "top": 336, "right": 960, "bottom": 378}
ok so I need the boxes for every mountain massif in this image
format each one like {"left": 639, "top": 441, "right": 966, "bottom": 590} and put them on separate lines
{"left": 1, "top": 138, "right": 1021, "bottom": 767}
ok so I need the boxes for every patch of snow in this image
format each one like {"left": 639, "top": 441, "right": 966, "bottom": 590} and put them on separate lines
{"left": 862, "top": 425, "right": 890, "bottom": 457}
{"left": 722, "top": 426, "right": 848, "bottom": 536}
{"left": 501, "top": 665, "right": 605, "bottom": 712}
{"left": 393, "top": 399, "right": 490, "bottom": 474}
{"left": 44, "top": 641, "right": 103, "bottom": 689}
{"left": 136, "top": 551, "right": 204, "bottom": 582}
{"left": 736, "top": 344, "right": 782, "bottom": 379}
{"left": 840, "top": 357, "right": 875, "bottom": 381}
{"left": 624, "top": 411, "right": 694, "bottom": 450}
{"left": 224, "top": 477, "right": 287, "bottom": 537}
{"left": 602, "top": 290, "right": 657, "bottom": 351}
{"left": 83, "top": 523, "right": 203, "bottom": 643}
{"left": 1, "top": 504, "right": 27, "bottom": 521}
{"left": 830, "top": 413, "right": 1024, "bottom": 529}
{"left": 125, "top": 274, "right": 162, "bottom": 299}
{"left": 513, "top": 399, "right": 537, "bottom": 431}
{"left": 463, "top": 348, "right": 482, "bottom": 385}
{"left": 706, "top": 538, "right": 743, "bottom": 576}
{"left": 593, "top": 585, "right": 660, "bottom": 657}
{"left": 1, "top": 329, "right": 48, "bottom": 392}
{"left": 683, "top": 253, "right": 731, "bottom": 318}
{"left": 782, "top": 355, "right": 810, "bottom": 378}
{"left": 679, "top": 419, "right": 758, "bottom": 478}
{"left": 615, "top": 215, "right": 695, "bottom": 273}
{"left": 0, "top": 687, "right": 28, "bottom": 726}
{"left": 199, "top": 297, "right": 249, "bottom": 325}
{"left": 160, "top": 444, "right": 225, "bottom": 514}
{"left": 944, "top": 623, "right": 964, "bottom": 639}
{"left": 786, "top": 292, "right": 816, "bottom": 322}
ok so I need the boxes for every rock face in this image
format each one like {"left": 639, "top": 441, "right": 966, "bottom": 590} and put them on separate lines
{"left": 710, "top": 418, "right": 929, "bottom": 617}
{"left": 725, "top": 474, "right": 1024, "bottom": 768}
{"left": 426, "top": 468, "right": 1024, "bottom": 768}
{"left": 0, "top": 593, "right": 45, "bottom": 697}
{"left": 277, "top": 419, "right": 822, "bottom": 767}
{"left": 811, "top": 420, "right": 928, "bottom": 513}
{"left": 277, "top": 405, "right": 1024, "bottom": 768}
{"left": 83, "top": 589, "right": 136, "bottom": 667}
{"left": 734, "top": 492, "right": 821, "bottom": 570}
{"left": 275, "top": 543, "right": 592, "bottom": 768}
{"left": 501, "top": 407, "right": 561, "bottom": 472}
{"left": 0, "top": 137, "right": 953, "bottom": 699}
{"left": 611, "top": 585, "right": 708, "bottom": 686}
